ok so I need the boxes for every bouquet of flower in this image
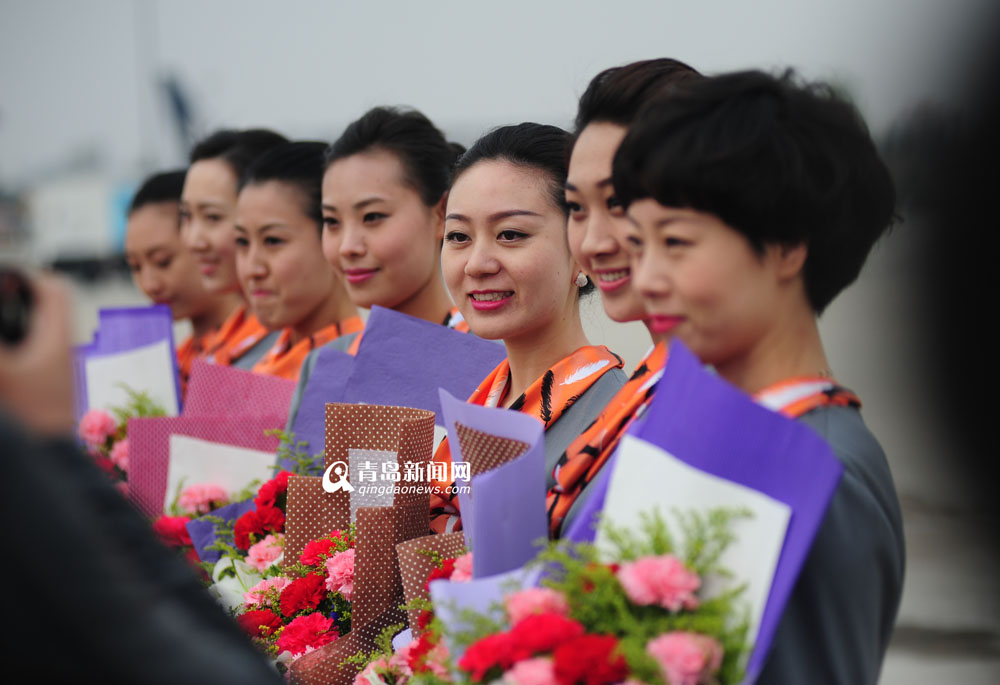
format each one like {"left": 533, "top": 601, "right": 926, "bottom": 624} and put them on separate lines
{"left": 233, "top": 526, "right": 356, "bottom": 671}
{"left": 351, "top": 550, "right": 472, "bottom": 685}
{"left": 197, "top": 467, "right": 295, "bottom": 608}
{"left": 77, "top": 385, "right": 166, "bottom": 496}
{"left": 421, "top": 508, "right": 751, "bottom": 685}
{"left": 152, "top": 480, "right": 233, "bottom": 574}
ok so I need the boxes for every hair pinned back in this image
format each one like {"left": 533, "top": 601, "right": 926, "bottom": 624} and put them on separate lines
{"left": 325, "top": 107, "right": 460, "bottom": 207}
{"left": 574, "top": 57, "right": 702, "bottom": 134}
{"left": 453, "top": 122, "right": 572, "bottom": 214}
{"left": 241, "top": 142, "right": 328, "bottom": 230}
{"left": 189, "top": 129, "right": 289, "bottom": 186}
{"left": 129, "top": 170, "right": 186, "bottom": 215}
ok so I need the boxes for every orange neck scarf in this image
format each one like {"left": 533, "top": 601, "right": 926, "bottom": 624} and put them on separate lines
{"left": 547, "top": 343, "right": 668, "bottom": 537}
{"left": 547, "top": 353, "right": 860, "bottom": 537}
{"left": 430, "top": 344, "right": 624, "bottom": 534}
{"left": 251, "top": 316, "right": 364, "bottom": 381}
{"left": 203, "top": 305, "right": 272, "bottom": 366}
{"left": 175, "top": 332, "right": 215, "bottom": 399}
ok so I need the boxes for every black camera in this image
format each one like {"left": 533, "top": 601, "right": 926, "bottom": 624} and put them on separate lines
{"left": 0, "top": 267, "right": 33, "bottom": 345}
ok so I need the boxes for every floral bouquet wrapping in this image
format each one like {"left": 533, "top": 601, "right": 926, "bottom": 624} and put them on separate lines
{"left": 440, "top": 509, "right": 752, "bottom": 685}
{"left": 280, "top": 402, "right": 438, "bottom": 685}
{"left": 417, "top": 341, "right": 844, "bottom": 683}
{"left": 233, "top": 525, "right": 356, "bottom": 670}
{"left": 76, "top": 386, "right": 166, "bottom": 497}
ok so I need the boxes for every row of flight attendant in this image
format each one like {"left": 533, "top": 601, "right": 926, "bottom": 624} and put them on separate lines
{"left": 125, "top": 58, "right": 904, "bottom": 684}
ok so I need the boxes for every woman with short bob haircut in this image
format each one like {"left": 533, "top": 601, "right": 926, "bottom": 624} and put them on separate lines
{"left": 612, "top": 69, "right": 904, "bottom": 685}
{"left": 429, "top": 122, "right": 626, "bottom": 533}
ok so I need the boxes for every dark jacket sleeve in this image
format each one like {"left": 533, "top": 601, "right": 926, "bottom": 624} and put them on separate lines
{"left": 757, "top": 406, "right": 905, "bottom": 684}
{"left": 0, "top": 412, "right": 282, "bottom": 684}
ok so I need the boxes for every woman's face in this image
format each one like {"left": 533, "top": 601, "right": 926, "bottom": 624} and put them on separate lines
{"left": 626, "top": 199, "right": 798, "bottom": 369}
{"left": 180, "top": 158, "right": 241, "bottom": 295}
{"left": 566, "top": 122, "right": 648, "bottom": 323}
{"left": 321, "top": 149, "right": 444, "bottom": 311}
{"left": 234, "top": 181, "right": 338, "bottom": 332}
{"left": 442, "top": 160, "right": 578, "bottom": 345}
{"left": 125, "top": 202, "right": 209, "bottom": 321}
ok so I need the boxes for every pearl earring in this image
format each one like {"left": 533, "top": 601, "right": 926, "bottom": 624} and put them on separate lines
{"left": 574, "top": 272, "right": 589, "bottom": 288}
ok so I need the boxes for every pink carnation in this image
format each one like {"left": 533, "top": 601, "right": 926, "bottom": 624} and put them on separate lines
{"left": 504, "top": 588, "right": 570, "bottom": 626}
{"left": 78, "top": 409, "right": 117, "bottom": 447}
{"left": 110, "top": 438, "right": 129, "bottom": 472}
{"left": 354, "top": 657, "right": 391, "bottom": 685}
{"left": 451, "top": 551, "right": 474, "bottom": 582}
{"left": 616, "top": 555, "right": 700, "bottom": 612}
{"left": 646, "top": 632, "right": 723, "bottom": 685}
{"left": 275, "top": 612, "right": 338, "bottom": 658}
{"left": 502, "top": 657, "right": 557, "bottom": 685}
{"left": 325, "top": 548, "right": 355, "bottom": 600}
{"left": 246, "top": 533, "right": 284, "bottom": 572}
{"left": 243, "top": 576, "right": 292, "bottom": 608}
{"left": 177, "top": 483, "right": 230, "bottom": 515}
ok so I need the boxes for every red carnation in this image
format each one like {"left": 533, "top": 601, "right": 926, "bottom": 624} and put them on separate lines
{"left": 424, "top": 558, "right": 457, "bottom": 591}
{"left": 405, "top": 632, "right": 436, "bottom": 672}
{"left": 553, "top": 634, "right": 628, "bottom": 685}
{"left": 299, "top": 531, "right": 345, "bottom": 566}
{"left": 279, "top": 573, "right": 328, "bottom": 617}
{"left": 416, "top": 609, "right": 434, "bottom": 631}
{"left": 237, "top": 609, "right": 283, "bottom": 638}
{"left": 508, "top": 613, "right": 585, "bottom": 661}
{"left": 152, "top": 515, "right": 193, "bottom": 547}
{"left": 233, "top": 505, "right": 286, "bottom": 550}
{"left": 255, "top": 470, "right": 291, "bottom": 508}
{"left": 458, "top": 632, "right": 515, "bottom": 682}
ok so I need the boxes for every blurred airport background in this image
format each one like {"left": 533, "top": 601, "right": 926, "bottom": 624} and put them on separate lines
{"left": 2, "top": 1, "right": 998, "bottom": 681}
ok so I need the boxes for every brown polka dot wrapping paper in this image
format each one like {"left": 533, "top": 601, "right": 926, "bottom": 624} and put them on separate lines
{"left": 396, "top": 532, "right": 467, "bottom": 635}
{"left": 287, "top": 403, "right": 435, "bottom": 685}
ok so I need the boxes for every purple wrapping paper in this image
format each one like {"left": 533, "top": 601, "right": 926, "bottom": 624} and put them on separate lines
{"left": 289, "top": 305, "right": 506, "bottom": 461}
{"left": 568, "top": 341, "right": 842, "bottom": 681}
{"left": 344, "top": 306, "right": 506, "bottom": 417}
{"left": 186, "top": 498, "right": 257, "bottom": 563}
{"left": 288, "top": 346, "right": 354, "bottom": 463}
{"left": 74, "top": 305, "right": 180, "bottom": 417}
{"left": 438, "top": 389, "right": 547, "bottom": 577}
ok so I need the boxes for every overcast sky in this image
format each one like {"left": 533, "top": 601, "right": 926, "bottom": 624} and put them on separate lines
{"left": 0, "top": 0, "right": 992, "bottom": 188}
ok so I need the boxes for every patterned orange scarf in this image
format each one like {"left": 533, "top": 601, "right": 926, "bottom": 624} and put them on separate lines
{"left": 203, "top": 305, "right": 272, "bottom": 366}
{"left": 547, "top": 353, "right": 860, "bottom": 537}
{"left": 547, "top": 343, "right": 668, "bottom": 537}
{"left": 175, "top": 332, "right": 215, "bottom": 399}
{"left": 430, "top": 344, "right": 624, "bottom": 533}
{"left": 346, "top": 306, "right": 470, "bottom": 356}
{"left": 251, "top": 316, "right": 364, "bottom": 381}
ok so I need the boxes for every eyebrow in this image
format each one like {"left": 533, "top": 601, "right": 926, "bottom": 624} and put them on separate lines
{"left": 322, "top": 196, "right": 387, "bottom": 213}
{"left": 564, "top": 178, "right": 614, "bottom": 192}
{"left": 445, "top": 209, "right": 542, "bottom": 223}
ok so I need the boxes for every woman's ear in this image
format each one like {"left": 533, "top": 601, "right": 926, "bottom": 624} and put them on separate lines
{"left": 775, "top": 242, "right": 808, "bottom": 281}
{"left": 433, "top": 193, "right": 448, "bottom": 241}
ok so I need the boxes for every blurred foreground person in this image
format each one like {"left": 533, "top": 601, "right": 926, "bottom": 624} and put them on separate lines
{"left": 613, "top": 70, "right": 905, "bottom": 683}
{"left": 0, "top": 272, "right": 281, "bottom": 683}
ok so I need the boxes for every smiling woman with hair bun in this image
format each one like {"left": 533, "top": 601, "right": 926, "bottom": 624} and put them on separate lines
{"left": 428, "top": 122, "right": 627, "bottom": 534}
